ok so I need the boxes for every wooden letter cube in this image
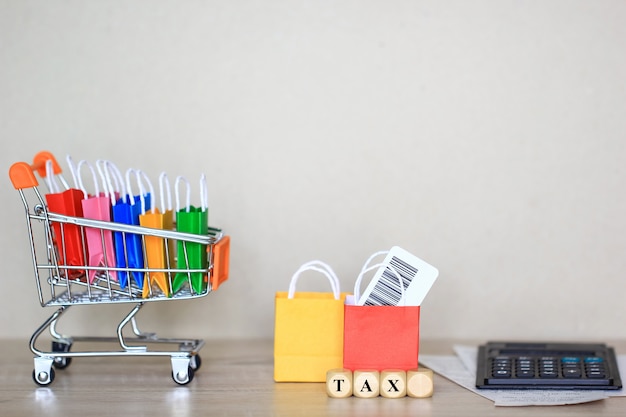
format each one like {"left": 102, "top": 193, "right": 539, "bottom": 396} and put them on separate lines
{"left": 407, "top": 368, "right": 434, "bottom": 398}
{"left": 380, "top": 369, "right": 407, "bottom": 398}
{"left": 326, "top": 369, "right": 353, "bottom": 398}
{"left": 353, "top": 370, "right": 380, "bottom": 398}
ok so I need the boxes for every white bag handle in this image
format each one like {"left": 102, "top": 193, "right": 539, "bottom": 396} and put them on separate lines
{"left": 353, "top": 262, "right": 406, "bottom": 306}
{"left": 96, "top": 160, "right": 117, "bottom": 206}
{"left": 292, "top": 260, "right": 341, "bottom": 296}
{"left": 76, "top": 160, "right": 100, "bottom": 200}
{"left": 297, "top": 260, "right": 340, "bottom": 286}
{"left": 136, "top": 170, "right": 155, "bottom": 214}
{"left": 199, "top": 173, "right": 208, "bottom": 212}
{"left": 287, "top": 260, "right": 341, "bottom": 300}
{"left": 125, "top": 168, "right": 143, "bottom": 207}
{"left": 107, "top": 161, "right": 127, "bottom": 201}
{"left": 45, "top": 159, "right": 62, "bottom": 193}
{"left": 359, "top": 250, "right": 388, "bottom": 276}
{"left": 175, "top": 175, "right": 191, "bottom": 212}
{"left": 159, "top": 172, "right": 172, "bottom": 213}
{"left": 66, "top": 155, "right": 79, "bottom": 189}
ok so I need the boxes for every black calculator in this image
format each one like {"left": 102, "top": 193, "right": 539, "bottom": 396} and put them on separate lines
{"left": 476, "top": 341, "right": 622, "bottom": 390}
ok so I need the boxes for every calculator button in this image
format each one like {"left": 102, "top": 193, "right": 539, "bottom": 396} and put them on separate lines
{"left": 516, "top": 369, "right": 535, "bottom": 378}
{"left": 491, "top": 358, "right": 512, "bottom": 378}
{"left": 563, "top": 368, "right": 582, "bottom": 378}
{"left": 492, "top": 369, "right": 511, "bottom": 378}
{"left": 539, "top": 362, "right": 559, "bottom": 378}
{"left": 515, "top": 356, "right": 535, "bottom": 378}
{"left": 540, "top": 360, "right": 557, "bottom": 368}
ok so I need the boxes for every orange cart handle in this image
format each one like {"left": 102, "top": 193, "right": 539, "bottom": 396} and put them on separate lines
{"left": 9, "top": 151, "right": 62, "bottom": 190}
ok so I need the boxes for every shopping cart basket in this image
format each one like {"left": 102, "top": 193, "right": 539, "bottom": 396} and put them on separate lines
{"left": 8, "top": 151, "right": 230, "bottom": 386}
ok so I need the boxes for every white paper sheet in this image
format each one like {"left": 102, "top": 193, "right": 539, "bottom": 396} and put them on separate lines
{"left": 419, "top": 346, "right": 625, "bottom": 407}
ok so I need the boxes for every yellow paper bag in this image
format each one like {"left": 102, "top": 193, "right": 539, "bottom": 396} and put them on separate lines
{"left": 274, "top": 261, "right": 348, "bottom": 382}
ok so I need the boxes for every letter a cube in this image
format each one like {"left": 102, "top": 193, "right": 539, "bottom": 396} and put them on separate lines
{"left": 353, "top": 370, "right": 380, "bottom": 398}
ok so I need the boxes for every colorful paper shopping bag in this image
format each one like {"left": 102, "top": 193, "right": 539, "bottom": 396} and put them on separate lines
{"left": 101, "top": 162, "right": 136, "bottom": 289}
{"left": 110, "top": 168, "right": 151, "bottom": 289}
{"left": 343, "top": 305, "right": 420, "bottom": 371}
{"left": 274, "top": 261, "right": 348, "bottom": 382}
{"left": 139, "top": 171, "right": 171, "bottom": 298}
{"left": 172, "top": 175, "right": 208, "bottom": 295}
{"left": 42, "top": 157, "right": 85, "bottom": 279}
{"left": 343, "top": 259, "right": 420, "bottom": 371}
{"left": 76, "top": 160, "right": 117, "bottom": 284}
{"left": 209, "top": 234, "right": 230, "bottom": 291}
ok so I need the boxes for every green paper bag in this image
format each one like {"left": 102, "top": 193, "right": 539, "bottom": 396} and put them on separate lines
{"left": 172, "top": 175, "right": 208, "bottom": 295}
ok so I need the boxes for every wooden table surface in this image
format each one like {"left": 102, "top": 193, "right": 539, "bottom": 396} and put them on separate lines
{"left": 0, "top": 338, "right": 624, "bottom": 416}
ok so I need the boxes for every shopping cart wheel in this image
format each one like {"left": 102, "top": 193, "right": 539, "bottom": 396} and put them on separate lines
{"left": 171, "top": 356, "right": 196, "bottom": 385}
{"left": 51, "top": 340, "right": 73, "bottom": 369}
{"left": 172, "top": 366, "right": 195, "bottom": 385}
{"left": 32, "top": 368, "right": 55, "bottom": 386}
{"left": 190, "top": 354, "right": 202, "bottom": 371}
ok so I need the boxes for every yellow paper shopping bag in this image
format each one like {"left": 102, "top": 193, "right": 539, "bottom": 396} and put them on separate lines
{"left": 274, "top": 261, "right": 348, "bottom": 382}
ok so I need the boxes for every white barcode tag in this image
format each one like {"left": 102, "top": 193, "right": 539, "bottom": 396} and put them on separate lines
{"left": 357, "top": 246, "right": 438, "bottom": 306}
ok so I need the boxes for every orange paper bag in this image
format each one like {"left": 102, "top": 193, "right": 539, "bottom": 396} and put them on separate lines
{"left": 139, "top": 171, "right": 172, "bottom": 298}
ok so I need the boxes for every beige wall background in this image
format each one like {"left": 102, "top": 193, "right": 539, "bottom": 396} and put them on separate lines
{"left": 1, "top": 1, "right": 625, "bottom": 343}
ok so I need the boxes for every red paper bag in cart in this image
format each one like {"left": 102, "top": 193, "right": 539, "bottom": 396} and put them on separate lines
{"left": 76, "top": 160, "right": 117, "bottom": 284}
{"left": 41, "top": 155, "right": 85, "bottom": 279}
{"left": 274, "top": 261, "right": 348, "bottom": 382}
{"left": 343, "top": 260, "right": 420, "bottom": 371}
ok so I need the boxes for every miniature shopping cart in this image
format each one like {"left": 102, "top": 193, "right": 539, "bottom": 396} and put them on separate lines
{"left": 8, "top": 152, "right": 230, "bottom": 386}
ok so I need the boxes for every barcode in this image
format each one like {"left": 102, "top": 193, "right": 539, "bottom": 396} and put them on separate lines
{"left": 364, "top": 256, "right": 418, "bottom": 306}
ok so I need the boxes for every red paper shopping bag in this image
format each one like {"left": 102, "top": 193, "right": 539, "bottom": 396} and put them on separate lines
{"left": 42, "top": 157, "right": 86, "bottom": 279}
{"left": 343, "top": 260, "right": 420, "bottom": 371}
{"left": 343, "top": 305, "right": 420, "bottom": 371}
